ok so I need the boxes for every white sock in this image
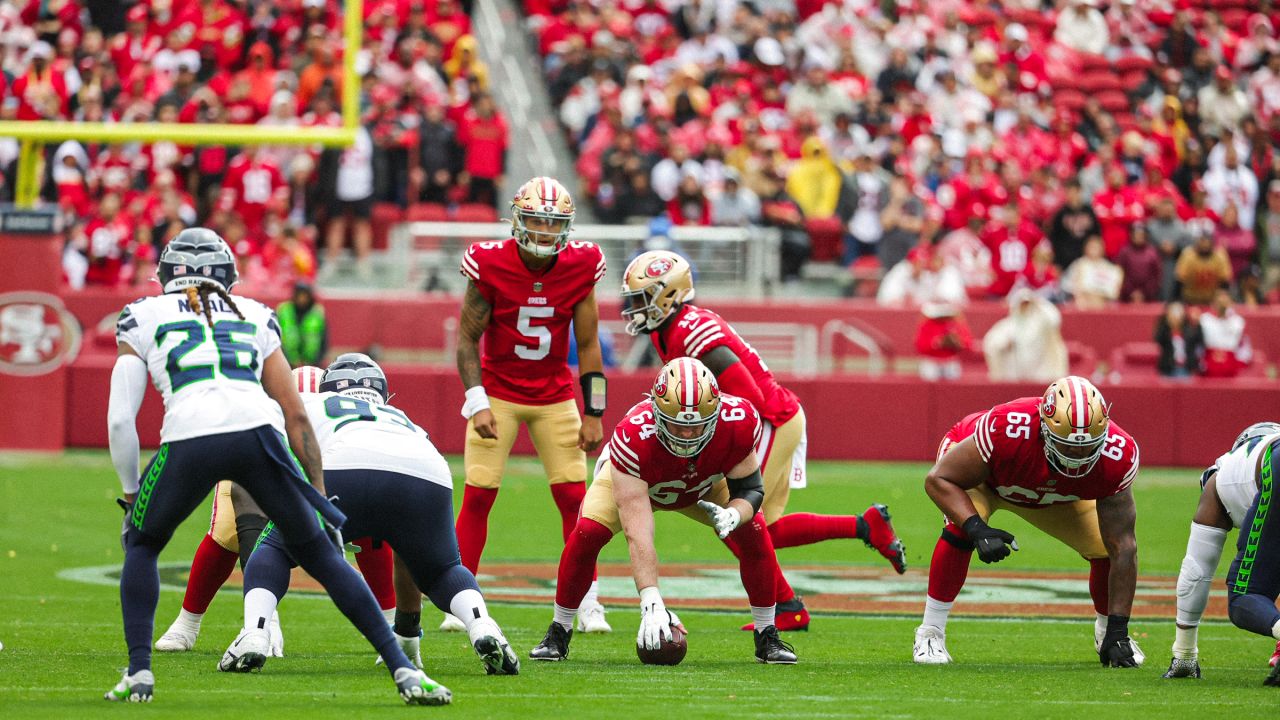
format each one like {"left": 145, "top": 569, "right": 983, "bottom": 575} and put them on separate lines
{"left": 553, "top": 603, "right": 577, "bottom": 631}
{"left": 174, "top": 608, "right": 204, "bottom": 632}
{"left": 449, "top": 589, "right": 492, "bottom": 635}
{"left": 922, "top": 596, "right": 953, "bottom": 631}
{"left": 1271, "top": 619, "right": 1280, "bottom": 641}
{"left": 382, "top": 607, "right": 396, "bottom": 626}
{"left": 751, "top": 605, "right": 776, "bottom": 630}
{"left": 244, "top": 588, "right": 279, "bottom": 632}
{"left": 1095, "top": 613, "right": 1108, "bottom": 640}
{"left": 1172, "top": 625, "right": 1199, "bottom": 659}
{"left": 582, "top": 580, "right": 600, "bottom": 608}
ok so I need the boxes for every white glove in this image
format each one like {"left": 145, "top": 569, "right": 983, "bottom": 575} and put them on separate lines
{"left": 637, "top": 587, "right": 674, "bottom": 651}
{"left": 376, "top": 632, "right": 422, "bottom": 669}
{"left": 697, "top": 500, "right": 742, "bottom": 539}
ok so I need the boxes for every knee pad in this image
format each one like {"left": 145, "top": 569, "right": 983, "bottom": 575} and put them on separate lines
{"left": 1176, "top": 555, "right": 1210, "bottom": 600}
{"left": 941, "top": 526, "right": 974, "bottom": 551}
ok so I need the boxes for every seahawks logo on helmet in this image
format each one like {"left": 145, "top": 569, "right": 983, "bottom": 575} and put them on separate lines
{"left": 156, "top": 228, "right": 239, "bottom": 293}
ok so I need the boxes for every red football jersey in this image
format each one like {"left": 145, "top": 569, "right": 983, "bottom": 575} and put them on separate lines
{"left": 461, "top": 239, "right": 605, "bottom": 404}
{"left": 941, "top": 397, "right": 1139, "bottom": 507}
{"left": 651, "top": 304, "right": 801, "bottom": 425}
{"left": 606, "top": 394, "right": 762, "bottom": 510}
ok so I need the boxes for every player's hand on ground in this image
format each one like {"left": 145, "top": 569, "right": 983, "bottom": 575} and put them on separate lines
{"left": 697, "top": 500, "right": 742, "bottom": 539}
{"left": 1099, "top": 636, "right": 1139, "bottom": 668}
{"left": 962, "top": 516, "right": 1018, "bottom": 564}
{"left": 578, "top": 415, "right": 603, "bottom": 452}
{"left": 472, "top": 409, "right": 498, "bottom": 439}
{"left": 638, "top": 589, "right": 673, "bottom": 651}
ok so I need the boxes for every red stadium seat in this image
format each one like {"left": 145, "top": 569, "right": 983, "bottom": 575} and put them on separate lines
{"left": 1097, "top": 90, "right": 1131, "bottom": 113}
{"left": 454, "top": 203, "right": 499, "bottom": 223}
{"left": 1079, "top": 53, "right": 1110, "bottom": 72}
{"left": 1053, "top": 88, "right": 1088, "bottom": 112}
{"left": 1113, "top": 55, "right": 1154, "bottom": 73}
{"left": 370, "top": 202, "right": 404, "bottom": 251}
{"left": 805, "top": 217, "right": 844, "bottom": 263}
{"left": 1108, "top": 341, "right": 1161, "bottom": 379}
{"left": 406, "top": 203, "right": 450, "bottom": 222}
{"left": 1066, "top": 340, "right": 1099, "bottom": 377}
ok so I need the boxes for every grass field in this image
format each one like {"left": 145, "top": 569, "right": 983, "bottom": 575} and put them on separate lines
{"left": 0, "top": 451, "right": 1275, "bottom": 718}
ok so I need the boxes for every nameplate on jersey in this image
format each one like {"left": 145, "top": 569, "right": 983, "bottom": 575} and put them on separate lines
{"left": 178, "top": 298, "right": 234, "bottom": 314}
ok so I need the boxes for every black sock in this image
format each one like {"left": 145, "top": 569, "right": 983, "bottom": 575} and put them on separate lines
{"left": 236, "top": 513, "right": 267, "bottom": 570}
{"left": 120, "top": 535, "right": 165, "bottom": 674}
{"left": 855, "top": 517, "right": 869, "bottom": 542}
{"left": 394, "top": 610, "right": 422, "bottom": 637}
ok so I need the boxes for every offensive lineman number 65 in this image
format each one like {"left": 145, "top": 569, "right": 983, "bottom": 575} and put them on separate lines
{"left": 1005, "top": 411, "right": 1126, "bottom": 460}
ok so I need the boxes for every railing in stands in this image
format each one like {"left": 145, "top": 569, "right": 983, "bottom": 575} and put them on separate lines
{"left": 387, "top": 222, "right": 782, "bottom": 296}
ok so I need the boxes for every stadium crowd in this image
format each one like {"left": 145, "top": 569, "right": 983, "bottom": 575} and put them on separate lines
{"left": 527, "top": 0, "right": 1280, "bottom": 308}
{"left": 0, "top": 0, "right": 506, "bottom": 290}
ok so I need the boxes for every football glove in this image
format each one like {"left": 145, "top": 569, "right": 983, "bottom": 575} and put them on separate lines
{"left": 1162, "top": 656, "right": 1202, "bottom": 679}
{"left": 637, "top": 587, "right": 674, "bottom": 651}
{"left": 697, "top": 500, "right": 742, "bottom": 540}
{"left": 323, "top": 496, "right": 344, "bottom": 553}
{"left": 962, "top": 515, "right": 1019, "bottom": 564}
{"left": 116, "top": 497, "right": 133, "bottom": 550}
{"left": 1099, "top": 615, "right": 1139, "bottom": 668}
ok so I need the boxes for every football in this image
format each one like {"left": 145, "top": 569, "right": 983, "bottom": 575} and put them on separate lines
{"left": 636, "top": 623, "right": 687, "bottom": 666}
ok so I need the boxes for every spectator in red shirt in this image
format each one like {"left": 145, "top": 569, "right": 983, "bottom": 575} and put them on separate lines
{"left": 219, "top": 146, "right": 287, "bottom": 239}
{"left": 456, "top": 91, "right": 508, "bottom": 206}
{"left": 1215, "top": 203, "right": 1257, "bottom": 282}
{"left": 914, "top": 302, "right": 972, "bottom": 382}
{"left": 983, "top": 205, "right": 1041, "bottom": 298}
{"left": 667, "top": 172, "right": 712, "bottom": 226}
{"left": 81, "top": 192, "right": 136, "bottom": 287}
{"left": 10, "top": 42, "right": 67, "bottom": 119}
{"left": 1093, "top": 165, "right": 1145, "bottom": 258}
{"left": 1116, "top": 224, "right": 1162, "bottom": 302}
{"left": 110, "top": 4, "right": 160, "bottom": 83}
{"left": 235, "top": 42, "right": 280, "bottom": 111}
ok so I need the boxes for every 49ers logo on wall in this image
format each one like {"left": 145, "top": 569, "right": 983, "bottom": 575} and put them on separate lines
{"left": 0, "top": 292, "right": 82, "bottom": 376}
{"left": 645, "top": 258, "right": 673, "bottom": 277}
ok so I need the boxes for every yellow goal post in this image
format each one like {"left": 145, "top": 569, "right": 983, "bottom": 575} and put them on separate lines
{"left": 0, "top": 0, "right": 364, "bottom": 208}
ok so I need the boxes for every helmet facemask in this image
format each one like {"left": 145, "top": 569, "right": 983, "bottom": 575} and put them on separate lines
{"left": 651, "top": 357, "right": 720, "bottom": 458}
{"left": 512, "top": 208, "right": 572, "bottom": 256}
{"left": 621, "top": 251, "right": 695, "bottom": 336}
{"left": 157, "top": 229, "right": 238, "bottom": 293}
{"left": 1041, "top": 422, "right": 1108, "bottom": 478}
{"left": 622, "top": 282, "right": 673, "bottom": 336}
{"left": 654, "top": 404, "right": 719, "bottom": 458}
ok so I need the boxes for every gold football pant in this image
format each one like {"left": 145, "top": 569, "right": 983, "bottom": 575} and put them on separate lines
{"left": 463, "top": 397, "right": 586, "bottom": 488}
{"left": 964, "top": 483, "right": 1108, "bottom": 559}
{"left": 580, "top": 459, "right": 728, "bottom": 533}
{"left": 760, "top": 408, "right": 806, "bottom": 525}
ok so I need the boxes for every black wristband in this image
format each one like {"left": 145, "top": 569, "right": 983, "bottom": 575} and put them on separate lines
{"left": 581, "top": 372, "right": 607, "bottom": 417}
{"left": 961, "top": 514, "right": 989, "bottom": 538}
{"left": 1105, "top": 614, "right": 1130, "bottom": 636}
{"left": 394, "top": 610, "right": 422, "bottom": 637}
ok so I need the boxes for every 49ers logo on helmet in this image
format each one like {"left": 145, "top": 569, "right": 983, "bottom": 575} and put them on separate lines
{"left": 646, "top": 258, "right": 673, "bottom": 277}
{"left": 654, "top": 374, "right": 668, "bottom": 397}
{"left": 1042, "top": 390, "right": 1056, "bottom": 418}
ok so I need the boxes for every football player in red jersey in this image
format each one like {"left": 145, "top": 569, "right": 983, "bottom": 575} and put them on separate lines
{"left": 451, "top": 177, "right": 609, "bottom": 631}
{"left": 528, "top": 357, "right": 798, "bottom": 664}
{"left": 619, "top": 250, "right": 905, "bottom": 631}
{"left": 912, "top": 376, "right": 1143, "bottom": 667}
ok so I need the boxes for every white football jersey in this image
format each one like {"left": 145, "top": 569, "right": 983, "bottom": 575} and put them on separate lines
{"left": 301, "top": 392, "right": 451, "bottom": 489}
{"left": 116, "top": 293, "right": 285, "bottom": 443}
{"left": 1208, "top": 433, "right": 1280, "bottom": 528}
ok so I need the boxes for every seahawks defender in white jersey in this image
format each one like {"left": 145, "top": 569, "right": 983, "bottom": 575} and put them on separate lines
{"left": 1164, "top": 421, "right": 1280, "bottom": 680}
{"left": 220, "top": 355, "right": 519, "bottom": 676}
{"left": 105, "top": 228, "right": 447, "bottom": 705}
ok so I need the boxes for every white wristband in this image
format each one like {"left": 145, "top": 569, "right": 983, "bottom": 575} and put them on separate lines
{"left": 460, "top": 385, "right": 491, "bottom": 420}
{"left": 639, "top": 586, "right": 662, "bottom": 606}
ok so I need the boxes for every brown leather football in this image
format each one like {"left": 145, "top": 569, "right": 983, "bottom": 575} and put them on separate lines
{"left": 636, "top": 623, "right": 688, "bottom": 666}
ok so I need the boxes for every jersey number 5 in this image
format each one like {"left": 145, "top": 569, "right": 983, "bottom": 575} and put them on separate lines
{"left": 156, "top": 320, "right": 258, "bottom": 391}
{"left": 515, "top": 306, "right": 554, "bottom": 361}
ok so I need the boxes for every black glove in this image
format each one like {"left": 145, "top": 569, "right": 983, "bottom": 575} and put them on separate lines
{"left": 1099, "top": 615, "right": 1138, "bottom": 668}
{"left": 116, "top": 497, "right": 133, "bottom": 551}
{"left": 962, "top": 515, "right": 1019, "bottom": 564}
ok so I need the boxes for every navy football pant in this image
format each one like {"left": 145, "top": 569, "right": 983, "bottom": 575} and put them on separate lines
{"left": 119, "top": 426, "right": 409, "bottom": 674}
{"left": 247, "top": 469, "right": 479, "bottom": 617}
{"left": 1226, "top": 440, "right": 1280, "bottom": 638}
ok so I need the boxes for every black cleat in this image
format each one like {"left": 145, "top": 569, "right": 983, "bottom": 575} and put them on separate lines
{"left": 529, "top": 622, "right": 572, "bottom": 661}
{"left": 1266, "top": 661, "right": 1280, "bottom": 686}
{"left": 754, "top": 626, "right": 798, "bottom": 664}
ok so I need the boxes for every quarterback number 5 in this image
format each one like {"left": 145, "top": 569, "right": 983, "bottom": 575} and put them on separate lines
{"left": 515, "top": 306, "right": 554, "bottom": 361}
{"left": 1005, "top": 411, "right": 1033, "bottom": 440}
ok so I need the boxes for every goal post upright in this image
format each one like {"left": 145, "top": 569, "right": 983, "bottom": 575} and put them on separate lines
{"left": 0, "top": 0, "right": 364, "bottom": 207}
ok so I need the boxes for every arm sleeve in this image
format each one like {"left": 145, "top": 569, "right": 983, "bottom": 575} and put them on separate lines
{"left": 107, "top": 354, "right": 149, "bottom": 494}
{"left": 1175, "top": 522, "right": 1229, "bottom": 627}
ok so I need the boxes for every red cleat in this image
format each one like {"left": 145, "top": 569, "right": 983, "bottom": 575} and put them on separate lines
{"left": 863, "top": 504, "right": 907, "bottom": 574}
{"left": 740, "top": 597, "right": 810, "bottom": 632}
{"left": 1270, "top": 640, "right": 1280, "bottom": 668}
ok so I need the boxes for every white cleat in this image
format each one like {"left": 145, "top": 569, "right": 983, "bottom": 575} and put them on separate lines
{"left": 219, "top": 628, "right": 270, "bottom": 673}
{"left": 439, "top": 613, "right": 466, "bottom": 632}
{"left": 913, "top": 624, "right": 953, "bottom": 664}
{"left": 576, "top": 601, "right": 612, "bottom": 633}
{"left": 104, "top": 669, "right": 154, "bottom": 702}
{"left": 155, "top": 620, "right": 198, "bottom": 652}
{"left": 394, "top": 667, "right": 452, "bottom": 706}
{"left": 268, "top": 611, "right": 284, "bottom": 658}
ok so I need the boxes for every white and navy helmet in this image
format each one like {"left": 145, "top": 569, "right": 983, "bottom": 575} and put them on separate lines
{"left": 156, "top": 228, "right": 239, "bottom": 293}
{"left": 320, "top": 353, "right": 388, "bottom": 404}
{"left": 1232, "top": 422, "right": 1280, "bottom": 452}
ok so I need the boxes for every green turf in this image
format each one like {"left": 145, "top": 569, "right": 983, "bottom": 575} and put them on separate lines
{"left": 0, "top": 451, "right": 1273, "bottom": 718}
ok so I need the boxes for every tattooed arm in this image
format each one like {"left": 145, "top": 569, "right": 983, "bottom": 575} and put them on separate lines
{"left": 457, "top": 280, "right": 497, "bottom": 438}
{"left": 262, "top": 348, "right": 326, "bottom": 494}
